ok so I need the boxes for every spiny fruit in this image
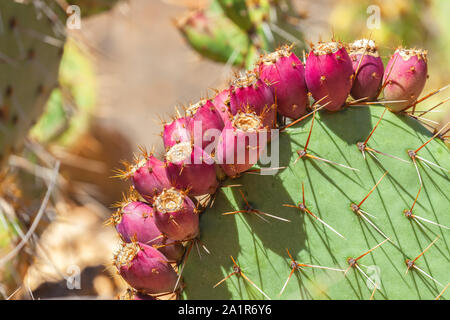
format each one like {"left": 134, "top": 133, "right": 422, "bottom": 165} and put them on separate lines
{"left": 229, "top": 71, "right": 276, "bottom": 129}
{"left": 258, "top": 45, "right": 309, "bottom": 119}
{"left": 186, "top": 99, "right": 224, "bottom": 151}
{"left": 114, "top": 241, "right": 178, "bottom": 294}
{"left": 383, "top": 48, "right": 428, "bottom": 112}
{"left": 182, "top": 107, "right": 449, "bottom": 300}
{"left": 128, "top": 155, "right": 172, "bottom": 203}
{"left": 163, "top": 117, "right": 192, "bottom": 149}
{"left": 165, "top": 142, "right": 218, "bottom": 196}
{"left": 153, "top": 188, "right": 199, "bottom": 241}
{"left": 349, "top": 39, "right": 384, "bottom": 101}
{"left": 112, "top": 200, "right": 159, "bottom": 243}
{"left": 305, "top": 41, "right": 354, "bottom": 111}
{"left": 216, "top": 111, "right": 267, "bottom": 178}
{"left": 111, "top": 200, "right": 184, "bottom": 261}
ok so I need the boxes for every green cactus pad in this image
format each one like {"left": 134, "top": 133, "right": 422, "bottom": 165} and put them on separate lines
{"left": 182, "top": 106, "right": 449, "bottom": 300}
{"left": 216, "top": 0, "right": 252, "bottom": 32}
{"left": 176, "top": 0, "right": 306, "bottom": 69}
{"left": 177, "top": 8, "right": 249, "bottom": 67}
{"left": 0, "top": 0, "right": 66, "bottom": 167}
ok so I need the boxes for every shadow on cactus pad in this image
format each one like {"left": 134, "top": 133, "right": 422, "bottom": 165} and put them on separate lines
{"left": 182, "top": 107, "right": 449, "bottom": 300}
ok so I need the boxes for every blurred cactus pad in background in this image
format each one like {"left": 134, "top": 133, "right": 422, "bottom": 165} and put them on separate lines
{"left": 176, "top": 0, "right": 306, "bottom": 69}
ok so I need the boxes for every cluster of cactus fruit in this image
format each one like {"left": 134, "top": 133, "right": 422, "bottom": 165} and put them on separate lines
{"left": 111, "top": 36, "right": 449, "bottom": 300}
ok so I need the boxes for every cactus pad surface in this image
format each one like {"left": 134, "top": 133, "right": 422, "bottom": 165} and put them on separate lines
{"left": 182, "top": 106, "right": 449, "bottom": 300}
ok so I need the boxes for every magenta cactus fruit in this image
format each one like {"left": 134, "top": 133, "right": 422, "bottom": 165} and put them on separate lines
{"left": 112, "top": 201, "right": 160, "bottom": 243}
{"left": 258, "top": 45, "right": 309, "bottom": 119}
{"left": 186, "top": 99, "right": 224, "bottom": 150}
{"left": 349, "top": 39, "right": 384, "bottom": 101}
{"left": 383, "top": 48, "right": 428, "bottom": 112}
{"left": 229, "top": 71, "right": 276, "bottom": 128}
{"left": 305, "top": 41, "right": 354, "bottom": 111}
{"left": 212, "top": 88, "right": 232, "bottom": 125}
{"left": 163, "top": 117, "right": 192, "bottom": 149}
{"left": 153, "top": 188, "right": 199, "bottom": 241}
{"left": 130, "top": 155, "right": 172, "bottom": 203}
{"left": 111, "top": 200, "right": 185, "bottom": 262}
{"left": 114, "top": 241, "right": 178, "bottom": 294}
{"left": 216, "top": 111, "right": 267, "bottom": 178}
{"left": 165, "top": 141, "right": 218, "bottom": 196}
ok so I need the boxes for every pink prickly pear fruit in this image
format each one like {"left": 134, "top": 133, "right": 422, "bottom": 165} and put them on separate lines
{"left": 258, "top": 45, "right": 310, "bottom": 119}
{"left": 163, "top": 117, "right": 192, "bottom": 149}
{"left": 186, "top": 99, "right": 224, "bottom": 151}
{"left": 349, "top": 39, "right": 384, "bottom": 101}
{"left": 165, "top": 142, "right": 218, "bottom": 196}
{"left": 153, "top": 188, "right": 199, "bottom": 241}
{"left": 216, "top": 111, "right": 267, "bottom": 178}
{"left": 229, "top": 71, "right": 276, "bottom": 128}
{"left": 305, "top": 41, "right": 354, "bottom": 111}
{"left": 114, "top": 241, "right": 178, "bottom": 294}
{"left": 111, "top": 200, "right": 185, "bottom": 262}
{"left": 112, "top": 201, "right": 160, "bottom": 243}
{"left": 130, "top": 155, "right": 172, "bottom": 203}
{"left": 212, "top": 88, "right": 233, "bottom": 126}
{"left": 383, "top": 48, "right": 428, "bottom": 112}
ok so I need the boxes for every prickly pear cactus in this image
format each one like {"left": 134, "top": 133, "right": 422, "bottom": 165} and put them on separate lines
{"left": 0, "top": 0, "right": 66, "bottom": 168}
{"left": 109, "top": 34, "right": 449, "bottom": 300}
{"left": 182, "top": 106, "right": 449, "bottom": 299}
